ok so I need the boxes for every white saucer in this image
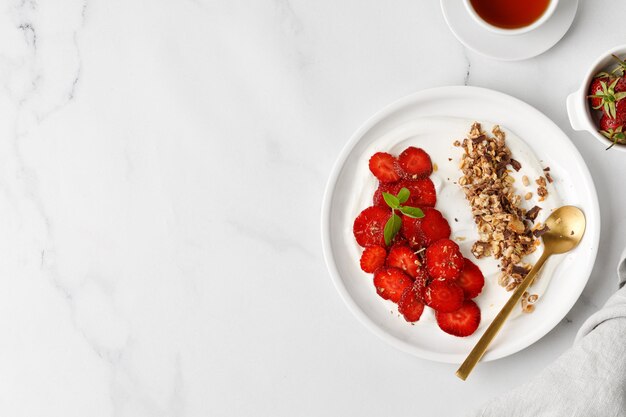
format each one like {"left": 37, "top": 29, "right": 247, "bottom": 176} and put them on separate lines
{"left": 441, "top": 0, "right": 579, "bottom": 61}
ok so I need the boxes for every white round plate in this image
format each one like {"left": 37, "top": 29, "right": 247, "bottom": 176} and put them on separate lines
{"left": 321, "top": 86, "right": 599, "bottom": 363}
{"left": 440, "top": 0, "right": 578, "bottom": 61}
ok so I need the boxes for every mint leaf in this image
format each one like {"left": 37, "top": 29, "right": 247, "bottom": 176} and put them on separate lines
{"left": 397, "top": 187, "right": 410, "bottom": 204}
{"left": 399, "top": 206, "right": 424, "bottom": 219}
{"left": 382, "top": 192, "right": 399, "bottom": 209}
{"left": 384, "top": 213, "right": 402, "bottom": 246}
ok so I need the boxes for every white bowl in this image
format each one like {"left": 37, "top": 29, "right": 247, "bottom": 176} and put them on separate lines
{"left": 566, "top": 44, "right": 626, "bottom": 152}
{"left": 463, "top": 0, "right": 559, "bottom": 36}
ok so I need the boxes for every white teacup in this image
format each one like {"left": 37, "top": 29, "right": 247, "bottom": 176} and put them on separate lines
{"left": 463, "top": 0, "right": 559, "bottom": 36}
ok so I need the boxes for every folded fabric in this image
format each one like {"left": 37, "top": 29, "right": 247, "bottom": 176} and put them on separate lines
{"left": 618, "top": 246, "right": 626, "bottom": 289}
{"left": 469, "top": 249, "right": 626, "bottom": 417}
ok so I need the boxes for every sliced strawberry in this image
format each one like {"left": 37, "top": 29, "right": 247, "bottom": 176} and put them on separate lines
{"left": 435, "top": 300, "right": 481, "bottom": 337}
{"left": 422, "top": 279, "right": 464, "bottom": 313}
{"left": 425, "top": 239, "right": 464, "bottom": 280}
{"left": 386, "top": 245, "right": 422, "bottom": 278}
{"left": 401, "top": 208, "right": 450, "bottom": 249}
{"left": 397, "top": 178, "right": 436, "bottom": 208}
{"left": 398, "top": 285, "right": 425, "bottom": 322}
{"left": 359, "top": 246, "right": 387, "bottom": 273}
{"left": 373, "top": 182, "right": 400, "bottom": 207}
{"left": 374, "top": 179, "right": 436, "bottom": 208}
{"left": 389, "top": 236, "right": 408, "bottom": 249}
{"left": 400, "top": 215, "right": 426, "bottom": 249}
{"left": 456, "top": 258, "right": 485, "bottom": 299}
{"left": 412, "top": 270, "right": 429, "bottom": 300}
{"left": 369, "top": 152, "right": 402, "bottom": 183}
{"left": 398, "top": 147, "right": 433, "bottom": 178}
{"left": 373, "top": 267, "right": 413, "bottom": 303}
{"left": 353, "top": 206, "right": 391, "bottom": 247}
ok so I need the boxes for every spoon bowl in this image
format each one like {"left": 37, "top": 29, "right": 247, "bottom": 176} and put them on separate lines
{"left": 543, "top": 206, "right": 586, "bottom": 255}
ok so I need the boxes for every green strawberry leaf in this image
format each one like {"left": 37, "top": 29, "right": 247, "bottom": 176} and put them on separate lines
{"left": 384, "top": 212, "right": 402, "bottom": 246}
{"left": 399, "top": 206, "right": 424, "bottom": 219}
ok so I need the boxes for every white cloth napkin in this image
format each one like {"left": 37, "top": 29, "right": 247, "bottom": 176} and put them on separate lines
{"left": 470, "top": 248, "right": 626, "bottom": 417}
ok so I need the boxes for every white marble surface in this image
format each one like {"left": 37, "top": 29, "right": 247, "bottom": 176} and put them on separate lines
{"left": 0, "top": 0, "right": 625, "bottom": 415}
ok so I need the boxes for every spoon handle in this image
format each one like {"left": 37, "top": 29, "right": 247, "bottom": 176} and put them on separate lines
{"left": 456, "top": 250, "right": 551, "bottom": 381}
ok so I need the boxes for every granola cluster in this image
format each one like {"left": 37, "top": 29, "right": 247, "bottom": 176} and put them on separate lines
{"left": 456, "top": 122, "right": 542, "bottom": 291}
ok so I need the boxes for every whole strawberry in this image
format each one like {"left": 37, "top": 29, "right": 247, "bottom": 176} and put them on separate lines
{"left": 588, "top": 77, "right": 626, "bottom": 118}
{"left": 599, "top": 98, "right": 626, "bottom": 149}
{"left": 599, "top": 120, "right": 626, "bottom": 149}
{"left": 589, "top": 73, "right": 616, "bottom": 108}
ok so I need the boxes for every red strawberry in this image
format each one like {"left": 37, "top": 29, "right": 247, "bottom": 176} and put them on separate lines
{"left": 425, "top": 239, "right": 464, "bottom": 280}
{"left": 398, "top": 285, "right": 425, "bottom": 322}
{"left": 589, "top": 76, "right": 615, "bottom": 108}
{"left": 373, "top": 267, "right": 413, "bottom": 303}
{"left": 588, "top": 77, "right": 626, "bottom": 118}
{"left": 412, "top": 270, "right": 429, "bottom": 299}
{"left": 373, "top": 182, "right": 400, "bottom": 207}
{"left": 389, "top": 236, "right": 408, "bottom": 249}
{"left": 398, "top": 147, "right": 432, "bottom": 179}
{"left": 456, "top": 258, "right": 485, "bottom": 299}
{"left": 615, "top": 77, "right": 626, "bottom": 93}
{"left": 386, "top": 245, "right": 422, "bottom": 278}
{"left": 397, "top": 178, "right": 436, "bottom": 208}
{"left": 401, "top": 208, "right": 451, "bottom": 249}
{"left": 435, "top": 300, "right": 481, "bottom": 337}
{"left": 600, "top": 113, "right": 623, "bottom": 131}
{"left": 600, "top": 124, "right": 626, "bottom": 148}
{"left": 401, "top": 215, "right": 425, "bottom": 248}
{"left": 422, "top": 279, "right": 464, "bottom": 313}
{"left": 420, "top": 208, "right": 451, "bottom": 246}
{"left": 369, "top": 152, "right": 402, "bottom": 183}
{"left": 353, "top": 206, "right": 391, "bottom": 247}
{"left": 599, "top": 99, "right": 626, "bottom": 147}
{"left": 359, "top": 246, "right": 387, "bottom": 273}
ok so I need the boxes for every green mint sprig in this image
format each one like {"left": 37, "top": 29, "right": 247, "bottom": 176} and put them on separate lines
{"left": 382, "top": 187, "right": 424, "bottom": 246}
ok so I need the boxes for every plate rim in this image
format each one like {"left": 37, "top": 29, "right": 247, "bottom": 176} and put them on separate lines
{"left": 321, "top": 86, "right": 600, "bottom": 363}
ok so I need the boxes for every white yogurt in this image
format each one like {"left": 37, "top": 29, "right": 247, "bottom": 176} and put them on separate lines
{"left": 347, "top": 117, "right": 562, "bottom": 323}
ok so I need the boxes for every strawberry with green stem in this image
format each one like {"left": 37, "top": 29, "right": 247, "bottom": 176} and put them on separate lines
{"left": 610, "top": 54, "right": 626, "bottom": 77}
{"left": 600, "top": 126, "right": 626, "bottom": 150}
{"left": 589, "top": 72, "right": 615, "bottom": 108}
{"left": 588, "top": 78, "right": 626, "bottom": 118}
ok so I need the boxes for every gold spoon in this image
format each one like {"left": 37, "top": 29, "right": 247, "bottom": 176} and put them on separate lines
{"left": 456, "top": 205, "right": 586, "bottom": 381}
